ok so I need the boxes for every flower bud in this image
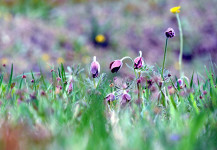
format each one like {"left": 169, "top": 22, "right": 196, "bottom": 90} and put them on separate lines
{"left": 121, "top": 91, "right": 131, "bottom": 104}
{"left": 165, "top": 28, "right": 175, "bottom": 38}
{"left": 134, "top": 51, "right": 144, "bottom": 69}
{"left": 57, "top": 77, "right": 61, "bottom": 82}
{"left": 90, "top": 56, "right": 100, "bottom": 78}
{"left": 68, "top": 82, "right": 73, "bottom": 94}
{"left": 177, "top": 78, "right": 184, "bottom": 89}
{"left": 105, "top": 93, "right": 115, "bottom": 104}
{"left": 22, "top": 75, "right": 27, "bottom": 79}
{"left": 109, "top": 60, "right": 123, "bottom": 73}
{"left": 203, "top": 91, "right": 207, "bottom": 95}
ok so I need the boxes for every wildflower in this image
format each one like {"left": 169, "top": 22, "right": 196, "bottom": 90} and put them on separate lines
{"left": 134, "top": 51, "right": 144, "bottom": 69}
{"left": 31, "top": 79, "right": 34, "bottom": 83}
{"left": 95, "top": 34, "right": 106, "bottom": 43}
{"left": 41, "top": 91, "right": 46, "bottom": 96}
{"left": 203, "top": 91, "right": 207, "bottom": 95}
{"left": 110, "top": 60, "right": 123, "bottom": 73}
{"left": 57, "top": 77, "right": 61, "bottom": 82}
{"left": 109, "top": 83, "right": 114, "bottom": 87}
{"left": 22, "top": 75, "right": 26, "bottom": 79}
{"left": 147, "top": 79, "right": 153, "bottom": 89}
{"left": 68, "top": 82, "right": 73, "bottom": 94}
{"left": 165, "top": 28, "right": 175, "bottom": 38}
{"left": 169, "top": 134, "right": 181, "bottom": 141}
{"left": 11, "top": 83, "right": 15, "bottom": 89}
{"left": 177, "top": 78, "right": 184, "bottom": 88}
{"left": 1, "top": 58, "right": 8, "bottom": 66}
{"left": 121, "top": 91, "right": 131, "bottom": 104}
{"left": 170, "top": 6, "right": 181, "bottom": 14}
{"left": 105, "top": 93, "right": 115, "bottom": 104}
{"left": 30, "top": 93, "right": 36, "bottom": 100}
{"left": 137, "top": 78, "right": 141, "bottom": 84}
{"left": 90, "top": 56, "right": 100, "bottom": 78}
{"left": 57, "top": 57, "right": 65, "bottom": 64}
{"left": 159, "top": 81, "right": 163, "bottom": 88}
{"left": 42, "top": 53, "right": 50, "bottom": 62}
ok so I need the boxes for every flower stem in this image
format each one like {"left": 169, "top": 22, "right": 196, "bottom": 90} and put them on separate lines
{"left": 162, "top": 38, "right": 168, "bottom": 79}
{"left": 176, "top": 13, "right": 183, "bottom": 76}
{"left": 93, "top": 78, "right": 96, "bottom": 88}
{"left": 120, "top": 56, "right": 133, "bottom": 63}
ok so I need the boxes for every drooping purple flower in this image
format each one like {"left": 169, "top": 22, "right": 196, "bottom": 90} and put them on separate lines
{"left": 165, "top": 28, "right": 175, "bottom": 38}
{"left": 134, "top": 51, "right": 144, "bottom": 69}
{"left": 105, "top": 93, "right": 115, "bottom": 104}
{"left": 109, "top": 60, "right": 123, "bottom": 73}
{"left": 90, "top": 56, "right": 100, "bottom": 78}
{"left": 121, "top": 91, "right": 131, "bottom": 104}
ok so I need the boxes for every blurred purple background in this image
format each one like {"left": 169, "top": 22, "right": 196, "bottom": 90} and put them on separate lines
{"left": 0, "top": 0, "right": 216, "bottom": 77}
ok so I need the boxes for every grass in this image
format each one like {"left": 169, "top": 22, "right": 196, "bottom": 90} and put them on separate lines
{"left": 0, "top": 63, "right": 216, "bottom": 150}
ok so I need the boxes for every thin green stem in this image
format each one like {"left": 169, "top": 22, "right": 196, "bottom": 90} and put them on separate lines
{"left": 176, "top": 13, "right": 183, "bottom": 77}
{"left": 162, "top": 38, "right": 168, "bottom": 79}
{"left": 121, "top": 56, "right": 134, "bottom": 64}
{"left": 93, "top": 78, "right": 96, "bottom": 88}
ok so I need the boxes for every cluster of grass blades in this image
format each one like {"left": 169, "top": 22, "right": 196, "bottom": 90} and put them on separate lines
{"left": 0, "top": 63, "right": 216, "bottom": 150}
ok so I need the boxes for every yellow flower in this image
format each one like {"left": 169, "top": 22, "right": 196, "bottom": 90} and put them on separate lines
{"left": 57, "top": 57, "right": 65, "bottom": 64}
{"left": 1, "top": 58, "right": 8, "bottom": 65}
{"left": 42, "top": 53, "right": 50, "bottom": 62}
{"left": 170, "top": 6, "right": 181, "bottom": 14}
{"left": 95, "top": 34, "right": 106, "bottom": 43}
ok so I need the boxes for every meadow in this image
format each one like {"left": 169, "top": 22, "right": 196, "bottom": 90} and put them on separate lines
{"left": 0, "top": 0, "right": 217, "bottom": 150}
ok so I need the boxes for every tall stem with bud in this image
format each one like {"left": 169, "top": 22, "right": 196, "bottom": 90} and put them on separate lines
{"left": 162, "top": 38, "right": 168, "bottom": 79}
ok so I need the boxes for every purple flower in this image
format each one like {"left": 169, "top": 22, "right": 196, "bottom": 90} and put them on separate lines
{"left": 176, "top": 78, "right": 184, "bottom": 88}
{"left": 105, "top": 93, "right": 115, "bottom": 103}
{"left": 22, "top": 75, "right": 27, "bottom": 79}
{"left": 134, "top": 51, "right": 144, "bottom": 69}
{"left": 109, "top": 60, "right": 123, "bottom": 73}
{"left": 121, "top": 91, "right": 131, "bottom": 104}
{"left": 90, "top": 56, "right": 100, "bottom": 78}
{"left": 169, "top": 134, "right": 181, "bottom": 142}
{"left": 165, "top": 28, "right": 175, "bottom": 38}
{"left": 68, "top": 82, "right": 73, "bottom": 94}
